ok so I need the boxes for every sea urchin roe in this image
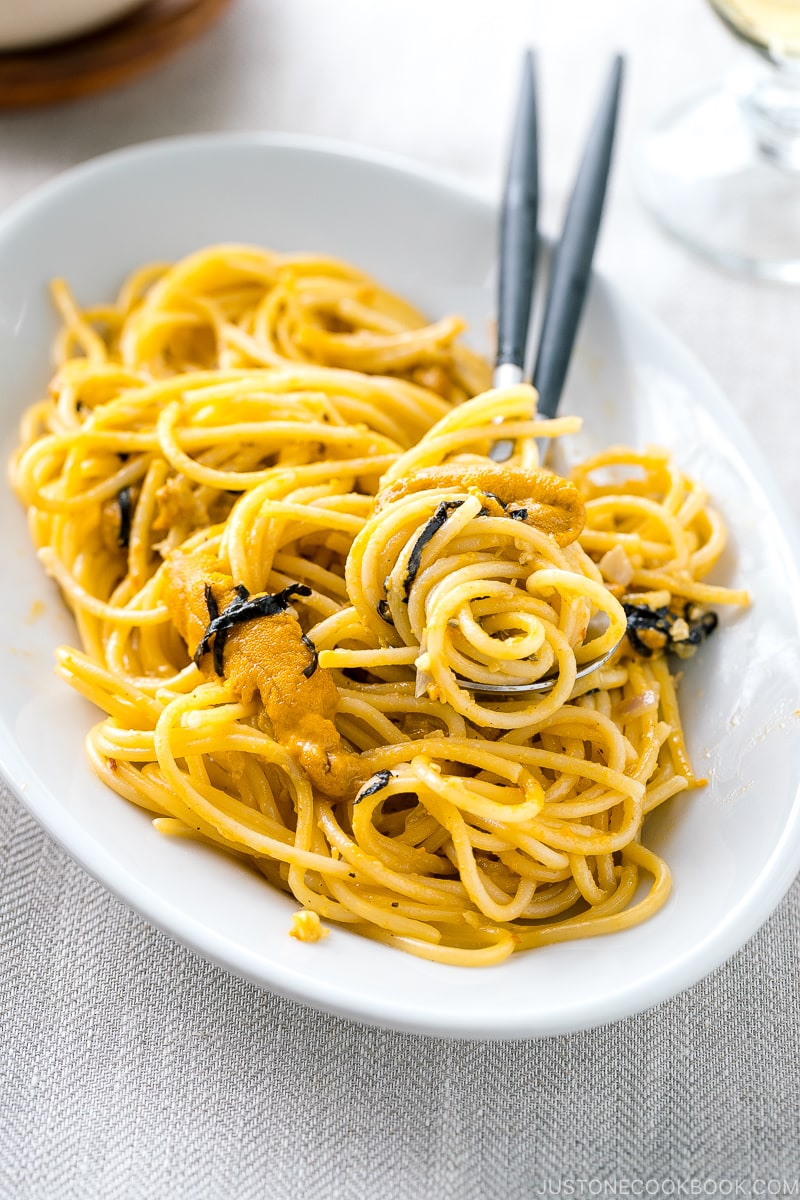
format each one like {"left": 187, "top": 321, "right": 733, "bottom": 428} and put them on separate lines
{"left": 374, "top": 464, "right": 586, "bottom": 547}
{"left": 194, "top": 581, "right": 313, "bottom": 676}
{"left": 161, "top": 546, "right": 359, "bottom": 798}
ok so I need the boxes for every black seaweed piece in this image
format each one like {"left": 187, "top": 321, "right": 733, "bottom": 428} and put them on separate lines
{"left": 355, "top": 770, "right": 392, "bottom": 803}
{"left": 623, "top": 603, "right": 673, "bottom": 657}
{"left": 342, "top": 668, "right": 371, "bottom": 683}
{"left": 509, "top": 507, "right": 528, "bottom": 522}
{"left": 478, "top": 491, "right": 508, "bottom": 516}
{"left": 623, "top": 602, "right": 719, "bottom": 659}
{"left": 194, "top": 581, "right": 312, "bottom": 676}
{"left": 204, "top": 584, "right": 220, "bottom": 622}
{"left": 116, "top": 486, "right": 133, "bottom": 548}
{"left": 201, "top": 585, "right": 224, "bottom": 675}
{"left": 301, "top": 633, "right": 319, "bottom": 678}
{"left": 402, "top": 501, "right": 462, "bottom": 600}
{"left": 682, "top": 601, "right": 719, "bottom": 647}
{"left": 377, "top": 599, "right": 395, "bottom": 626}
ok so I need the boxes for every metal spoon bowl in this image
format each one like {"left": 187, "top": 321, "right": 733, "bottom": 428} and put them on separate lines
{"left": 457, "top": 641, "right": 621, "bottom": 698}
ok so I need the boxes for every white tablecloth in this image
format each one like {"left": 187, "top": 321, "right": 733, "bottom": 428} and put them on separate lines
{"left": 2, "top": 1, "right": 799, "bottom": 1194}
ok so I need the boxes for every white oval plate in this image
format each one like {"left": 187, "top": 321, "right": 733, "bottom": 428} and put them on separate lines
{"left": 1, "top": 134, "right": 799, "bottom": 1039}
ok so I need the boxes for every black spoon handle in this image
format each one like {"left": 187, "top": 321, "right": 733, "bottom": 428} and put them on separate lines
{"left": 496, "top": 49, "right": 539, "bottom": 377}
{"left": 533, "top": 55, "right": 624, "bottom": 418}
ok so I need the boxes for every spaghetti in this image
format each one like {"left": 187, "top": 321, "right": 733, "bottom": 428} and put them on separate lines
{"left": 10, "top": 244, "right": 749, "bottom": 966}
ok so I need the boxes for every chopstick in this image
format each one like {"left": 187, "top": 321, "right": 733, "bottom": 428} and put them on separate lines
{"left": 493, "top": 52, "right": 624, "bottom": 451}
{"left": 533, "top": 54, "right": 624, "bottom": 421}
{"left": 495, "top": 50, "right": 539, "bottom": 388}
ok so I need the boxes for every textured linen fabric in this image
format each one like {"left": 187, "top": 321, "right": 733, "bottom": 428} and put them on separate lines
{"left": 4, "top": 782, "right": 800, "bottom": 1195}
{"left": 2, "top": 1, "right": 800, "bottom": 1195}
{"left": 2, "top": 784, "right": 800, "bottom": 1199}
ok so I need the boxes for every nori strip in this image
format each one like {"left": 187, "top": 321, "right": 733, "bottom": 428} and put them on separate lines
{"left": 301, "top": 633, "right": 319, "bottom": 678}
{"left": 377, "top": 600, "right": 394, "bottom": 626}
{"left": 355, "top": 770, "right": 392, "bottom": 803}
{"left": 204, "top": 584, "right": 220, "bottom": 623}
{"left": 116, "top": 486, "right": 133, "bottom": 548}
{"left": 194, "top": 581, "right": 312, "bottom": 675}
{"left": 623, "top": 603, "right": 672, "bottom": 656}
{"left": 623, "top": 601, "right": 719, "bottom": 659}
{"left": 201, "top": 584, "right": 223, "bottom": 674}
{"left": 402, "top": 500, "right": 462, "bottom": 600}
{"left": 680, "top": 604, "right": 718, "bottom": 649}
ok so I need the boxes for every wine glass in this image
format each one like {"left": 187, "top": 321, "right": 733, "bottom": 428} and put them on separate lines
{"left": 638, "top": 0, "right": 800, "bottom": 281}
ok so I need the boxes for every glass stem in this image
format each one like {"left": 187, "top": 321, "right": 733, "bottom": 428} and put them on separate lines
{"left": 736, "top": 57, "right": 800, "bottom": 168}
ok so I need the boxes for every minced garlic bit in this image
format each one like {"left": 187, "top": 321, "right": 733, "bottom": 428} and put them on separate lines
{"left": 598, "top": 543, "right": 634, "bottom": 587}
{"left": 289, "top": 910, "right": 329, "bottom": 943}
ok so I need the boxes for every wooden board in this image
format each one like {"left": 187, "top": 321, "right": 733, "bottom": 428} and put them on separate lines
{"left": 0, "top": 0, "right": 235, "bottom": 108}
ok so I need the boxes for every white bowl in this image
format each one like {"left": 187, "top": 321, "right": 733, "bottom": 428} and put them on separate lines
{"left": 0, "top": 0, "right": 146, "bottom": 51}
{"left": 1, "top": 134, "right": 799, "bottom": 1038}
